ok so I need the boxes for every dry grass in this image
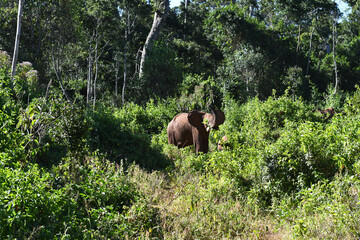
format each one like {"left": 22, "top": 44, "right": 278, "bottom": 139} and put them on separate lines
{"left": 127, "top": 165, "right": 288, "bottom": 239}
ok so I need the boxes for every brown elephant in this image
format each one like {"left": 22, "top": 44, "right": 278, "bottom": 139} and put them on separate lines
{"left": 167, "top": 106, "right": 225, "bottom": 153}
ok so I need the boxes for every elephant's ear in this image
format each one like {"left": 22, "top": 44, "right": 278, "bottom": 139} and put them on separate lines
{"left": 188, "top": 110, "right": 204, "bottom": 128}
{"left": 209, "top": 105, "right": 225, "bottom": 127}
{"left": 215, "top": 110, "right": 225, "bottom": 126}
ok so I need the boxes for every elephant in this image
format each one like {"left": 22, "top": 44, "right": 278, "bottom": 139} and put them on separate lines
{"left": 167, "top": 106, "right": 225, "bottom": 153}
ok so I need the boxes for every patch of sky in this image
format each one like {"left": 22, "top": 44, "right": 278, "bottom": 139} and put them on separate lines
{"left": 170, "top": 0, "right": 350, "bottom": 19}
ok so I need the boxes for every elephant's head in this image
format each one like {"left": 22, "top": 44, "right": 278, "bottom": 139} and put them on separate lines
{"left": 207, "top": 105, "right": 225, "bottom": 131}
{"left": 187, "top": 106, "right": 225, "bottom": 133}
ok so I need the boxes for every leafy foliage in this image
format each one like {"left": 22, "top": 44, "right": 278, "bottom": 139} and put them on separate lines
{"left": 0, "top": 156, "right": 161, "bottom": 239}
{"left": 134, "top": 41, "right": 183, "bottom": 103}
{"left": 2, "top": 0, "right": 360, "bottom": 238}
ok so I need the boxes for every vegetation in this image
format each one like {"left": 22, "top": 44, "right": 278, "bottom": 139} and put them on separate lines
{"left": 1, "top": 0, "right": 360, "bottom": 239}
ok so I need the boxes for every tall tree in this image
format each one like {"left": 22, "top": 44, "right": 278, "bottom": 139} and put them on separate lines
{"left": 139, "top": 0, "right": 170, "bottom": 78}
{"left": 11, "top": 0, "right": 25, "bottom": 82}
{"left": 118, "top": 3, "right": 139, "bottom": 105}
{"left": 332, "top": 4, "right": 339, "bottom": 93}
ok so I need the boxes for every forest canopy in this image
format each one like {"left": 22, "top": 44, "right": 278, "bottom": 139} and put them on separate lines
{"left": 0, "top": 0, "right": 359, "bottom": 105}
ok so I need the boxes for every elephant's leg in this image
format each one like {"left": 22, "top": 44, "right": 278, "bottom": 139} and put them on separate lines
{"left": 193, "top": 129, "right": 209, "bottom": 153}
{"left": 197, "top": 136, "right": 209, "bottom": 153}
{"left": 176, "top": 130, "right": 193, "bottom": 148}
{"left": 168, "top": 132, "right": 177, "bottom": 146}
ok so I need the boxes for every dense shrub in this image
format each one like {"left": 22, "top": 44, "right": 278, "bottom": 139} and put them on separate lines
{"left": 0, "top": 62, "right": 163, "bottom": 238}
{"left": 178, "top": 74, "right": 222, "bottom": 110}
{"left": 3, "top": 56, "right": 360, "bottom": 238}
{"left": 180, "top": 93, "right": 360, "bottom": 205}
{"left": 0, "top": 63, "right": 40, "bottom": 164}
{"left": 222, "top": 94, "right": 318, "bottom": 149}
{"left": 113, "top": 99, "right": 179, "bottom": 135}
{"left": 0, "top": 157, "right": 161, "bottom": 239}
{"left": 86, "top": 104, "right": 172, "bottom": 170}
{"left": 276, "top": 175, "right": 360, "bottom": 238}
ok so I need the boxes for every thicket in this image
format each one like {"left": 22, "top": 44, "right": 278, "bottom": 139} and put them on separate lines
{"left": 1, "top": 52, "right": 360, "bottom": 238}
{"left": 1, "top": 0, "right": 360, "bottom": 238}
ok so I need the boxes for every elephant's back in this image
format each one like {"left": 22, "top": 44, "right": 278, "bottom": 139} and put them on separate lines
{"left": 167, "top": 113, "right": 193, "bottom": 147}
{"left": 168, "top": 113, "right": 191, "bottom": 129}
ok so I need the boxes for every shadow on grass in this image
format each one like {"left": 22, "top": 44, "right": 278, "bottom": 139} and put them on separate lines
{"left": 86, "top": 109, "right": 173, "bottom": 171}
{"left": 37, "top": 108, "right": 173, "bottom": 171}
{"left": 90, "top": 130, "right": 172, "bottom": 171}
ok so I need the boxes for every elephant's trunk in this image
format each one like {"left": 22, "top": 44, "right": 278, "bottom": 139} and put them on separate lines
{"left": 208, "top": 105, "right": 225, "bottom": 130}
{"left": 209, "top": 105, "right": 217, "bottom": 126}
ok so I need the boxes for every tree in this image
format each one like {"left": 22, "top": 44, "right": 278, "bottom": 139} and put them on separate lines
{"left": 118, "top": 2, "right": 140, "bottom": 105}
{"left": 139, "top": 0, "right": 170, "bottom": 78}
{"left": 216, "top": 45, "right": 270, "bottom": 102}
{"left": 11, "top": 0, "right": 24, "bottom": 83}
{"left": 332, "top": 4, "right": 339, "bottom": 93}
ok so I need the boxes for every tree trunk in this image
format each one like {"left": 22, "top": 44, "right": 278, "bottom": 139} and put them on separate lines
{"left": 296, "top": 25, "right": 301, "bottom": 66}
{"left": 184, "top": 0, "right": 188, "bottom": 24}
{"left": 93, "top": 29, "right": 99, "bottom": 108}
{"left": 84, "top": 16, "right": 107, "bottom": 108}
{"left": 184, "top": 0, "right": 188, "bottom": 40}
{"left": 51, "top": 49, "right": 73, "bottom": 105}
{"left": 115, "top": 60, "right": 119, "bottom": 97}
{"left": 139, "top": 0, "right": 170, "bottom": 79}
{"left": 306, "top": 25, "right": 315, "bottom": 76}
{"left": 11, "top": 0, "right": 25, "bottom": 82}
{"left": 87, "top": 49, "right": 93, "bottom": 105}
{"left": 93, "top": 46, "right": 98, "bottom": 108}
{"left": 332, "top": 11, "right": 339, "bottom": 94}
{"left": 122, "top": 12, "right": 129, "bottom": 106}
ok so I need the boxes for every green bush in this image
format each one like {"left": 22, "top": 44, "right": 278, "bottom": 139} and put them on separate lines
{"left": 0, "top": 161, "right": 75, "bottom": 239}
{"left": 0, "top": 50, "right": 10, "bottom": 69}
{"left": 35, "top": 91, "right": 90, "bottom": 166}
{"left": 178, "top": 74, "right": 222, "bottom": 110}
{"left": 275, "top": 175, "right": 360, "bottom": 238}
{"left": 222, "top": 94, "right": 318, "bottom": 149}
{"left": 0, "top": 157, "right": 161, "bottom": 239}
{"left": 264, "top": 121, "right": 337, "bottom": 193}
{"left": 184, "top": 93, "right": 360, "bottom": 204}
{"left": 87, "top": 105, "right": 172, "bottom": 170}
{"left": 0, "top": 66, "right": 40, "bottom": 164}
{"left": 344, "top": 85, "right": 360, "bottom": 116}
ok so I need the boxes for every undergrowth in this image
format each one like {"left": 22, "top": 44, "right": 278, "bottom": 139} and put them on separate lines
{"left": 1, "top": 58, "right": 360, "bottom": 239}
